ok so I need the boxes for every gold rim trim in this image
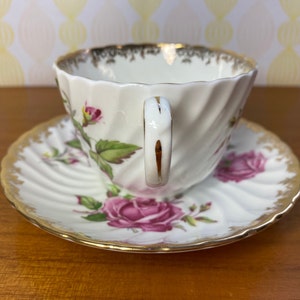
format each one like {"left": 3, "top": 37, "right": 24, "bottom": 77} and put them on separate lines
{"left": 1, "top": 116, "right": 299, "bottom": 253}
{"left": 54, "top": 43, "right": 257, "bottom": 85}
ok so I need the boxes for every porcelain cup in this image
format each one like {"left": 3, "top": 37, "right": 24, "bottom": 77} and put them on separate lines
{"left": 53, "top": 43, "right": 257, "bottom": 198}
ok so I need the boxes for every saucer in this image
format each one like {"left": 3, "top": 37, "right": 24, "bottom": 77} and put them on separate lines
{"left": 1, "top": 116, "right": 299, "bottom": 253}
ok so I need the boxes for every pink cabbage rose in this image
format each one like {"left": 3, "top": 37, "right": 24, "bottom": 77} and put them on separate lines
{"left": 101, "top": 197, "right": 184, "bottom": 232}
{"left": 82, "top": 102, "right": 102, "bottom": 127}
{"left": 214, "top": 151, "right": 266, "bottom": 183}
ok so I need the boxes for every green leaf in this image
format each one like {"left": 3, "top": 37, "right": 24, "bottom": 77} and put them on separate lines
{"left": 82, "top": 213, "right": 107, "bottom": 222}
{"left": 189, "top": 204, "right": 197, "bottom": 212}
{"left": 79, "top": 196, "right": 102, "bottom": 210}
{"left": 173, "top": 224, "right": 187, "bottom": 231}
{"left": 199, "top": 202, "right": 212, "bottom": 213}
{"left": 66, "top": 139, "right": 82, "bottom": 150}
{"left": 60, "top": 89, "right": 69, "bottom": 105}
{"left": 95, "top": 140, "right": 141, "bottom": 164}
{"left": 50, "top": 147, "right": 60, "bottom": 157}
{"left": 196, "top": 216, "right": 217, "bottom": 223}
{"left": 89, "top": 150, "right": 113, "bottom": 179}
{"left": 107, "top": 184, "right": 121, "bottom": 196}
{"left": 57, "top": 88, "right": 72, "bottom": 113}
{"left": 183, "top": 215, "right": 197, "bottom": 227}
{"left": 72, "top": 117, "right": 91, "bottom": 147}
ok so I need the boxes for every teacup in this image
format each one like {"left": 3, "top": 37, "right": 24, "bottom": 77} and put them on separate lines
{"left": 53, "top": 43, "right": 257, "bottom": 198}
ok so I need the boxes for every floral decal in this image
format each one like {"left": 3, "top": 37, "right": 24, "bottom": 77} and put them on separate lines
{"left": 75, "top": 185, "right": 216, "bottom": 232}
{"left": 61, "top": 92, "right": 141, "bottom": 180}
{"left": 45, "top": 88, "right": 274, "bottom": 235}
{"left": 100, "top": 197, "right": 184, "bottom": 232}
{"left": 42, "top": 140, "right": 268, "bottom": 232}
{"left": 42, "top": 139, "right": 84, "bottom": 165}
{"left": 89, "top": 140, "right": 141, "bottom": 180}
{"left": 214, "top": 150, "right": 267, "bottom": 183}
{"left": 82, "top": 101, "right": 102, "bottom": 127}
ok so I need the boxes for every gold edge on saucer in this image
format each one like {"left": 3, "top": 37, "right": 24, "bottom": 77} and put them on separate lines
{"left": 0, "top": 115, "right": 68, "bottom": 218}
{"left": 239, "top": 119, "right": 300, "bottom": 210}
{"left": 0, "top": 116, "right": 299, "bottom": 253}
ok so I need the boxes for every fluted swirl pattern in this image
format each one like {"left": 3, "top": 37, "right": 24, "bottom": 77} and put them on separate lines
{"left": 1, "top": 116, "right": 299, "bottom": 253}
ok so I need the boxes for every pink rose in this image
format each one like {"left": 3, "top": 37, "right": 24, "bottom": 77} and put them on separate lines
{"left": 214, "top": 151, "right": 266, "bottom": 183}
{"left": 101, "top": 197, "right": 184, "bottom": 232}
{"left": 82, "top": 102, "right": 102, "bottom": 127}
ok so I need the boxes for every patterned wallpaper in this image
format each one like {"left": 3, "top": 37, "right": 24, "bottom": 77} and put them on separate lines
{"left": 0, "top": 0, "right": 300, "bottom": 86}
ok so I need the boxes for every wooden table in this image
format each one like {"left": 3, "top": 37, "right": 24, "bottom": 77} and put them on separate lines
{"left": 0, "top": 87, "right": 299, "bottom": 299}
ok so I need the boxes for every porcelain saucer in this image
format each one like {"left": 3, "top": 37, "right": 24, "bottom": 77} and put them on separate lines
{"left": 1, "top": 116, "right": 299, "bottom": 253}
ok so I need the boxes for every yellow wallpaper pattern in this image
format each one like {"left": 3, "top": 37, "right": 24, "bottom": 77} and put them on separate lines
{"left": 0, "top": 0, "right": 24, "bottom": 85}
{"left": 267, "top": 0, "right": 300, "bottom": 85}
{"left": 204, "top": 0, "right": 237, "bottom": 47}
{"left": 130, "top": 0, "right": 162, "bottom": 42}
{"left": 0, "top": 0, "right": 300, "bottom": 86}
{"left": 54, "top": 0, "right": 87, "bottom": 51}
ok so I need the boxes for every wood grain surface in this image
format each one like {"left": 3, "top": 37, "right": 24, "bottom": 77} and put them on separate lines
{"left": 0, "top": 87, "right": 299, "bottom": 300}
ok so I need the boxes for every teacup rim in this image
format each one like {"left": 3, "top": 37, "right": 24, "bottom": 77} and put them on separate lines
{"left": 53, "top": 43, "right": 258, "bottom": 86}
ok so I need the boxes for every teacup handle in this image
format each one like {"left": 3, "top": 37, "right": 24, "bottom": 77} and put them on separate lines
{"left": 144, "top": 97, "right": 172, "bottom": 187}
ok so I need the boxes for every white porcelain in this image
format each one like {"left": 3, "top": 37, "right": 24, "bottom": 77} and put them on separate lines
{"left": 1, "top": 116, "right": 299, "bottom": 253}
{"left": 144, "top": 96, "right": 172, "bottom": 186}
{"left": 53, "top": 43, "right": 257, "bottom": 198}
